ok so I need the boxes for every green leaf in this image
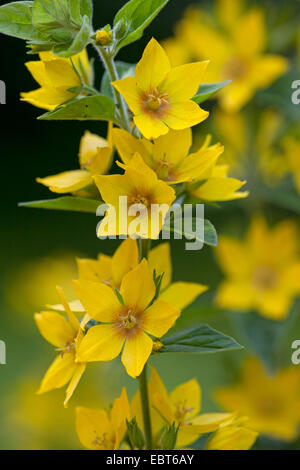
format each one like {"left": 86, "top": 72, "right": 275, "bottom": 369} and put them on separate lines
{"left": 159, "top": 324, "right": 243, "bottom": 354}
{"left": 114, "top": 0, "right": 169, "bottom": 50}
{"left": 101, "top": 61, "right": 135, "bottom": 100}
{"left": 0, "top": 1, "right": 45, "bottom": 41}
{"left": 162, "top": 216, "right": 218, "bottom": 247}
{"left": 18, "top": 196, "right": 101, "bottom": 213}
{"left": 68, "top": 0, "right": 92, "bottom": 25}
{"left": 33, "top": 0, "right": 74, "bottom": 41}
{"left": 53, "top": 14, "right": 91, "bottom": 57}
{"left": 193, "top": 81, "right": 231, "bottom": 104}
{"left": 38, "top": 95, "right": 118, "bottom": 122}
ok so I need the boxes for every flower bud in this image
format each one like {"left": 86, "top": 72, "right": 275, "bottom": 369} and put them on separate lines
{"left": 126, "top": 417, "right": 145, "bottom": 450}
{"left": 160, "top": 423, "right": 179, "bottom": 450}
{"left": 96, "top": 29, "right": 112, "bottom": 46}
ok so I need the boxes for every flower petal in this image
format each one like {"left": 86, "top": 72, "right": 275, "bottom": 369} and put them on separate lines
{"left": 163, "top": 101, "right": 209, "bottom": 130}
{"left": 161, "top": 61, "right": 209, "bottom": 101}
{"left": 110, "top": 387, "right": 131, "bottom": 450}
{"left": 76, "top": 407, "right": 113, "bottom": 450}
{"left": 148, "top": 243, "right": 172, "bottom": 290}
{"left": 134, "top": 113, "right": 169, "bottom": 140}
{"left": 73, "top": 280, "right": 121, "bottom": 322}
{"left": 35, "top": 311, "right": 75, "bottom": 348}
{"left": 121, "top": 331, "right": 153, "bottom": 378}
{"left": 77, "top": 324, "right": 124, "bottom": 362}
{"left": 135, "top": 38, "right": 171, "bottom": 91}
{"left": 142, "top": 299, "right": 180, "bottom": 338}
{"left": 120, "top": 259, "right": 155, "bottom": 312}
{"left": 77, "top": 254, "right": 112, "bottom": 284}
{"left": 112, "top": 76, "right": 142, "bottom": 114}
{"left": 37, "top": 353, "right": 76, "bottom": 394}
{"left": 112, "top": 238, "right": 139, "bottom": 288}
{"left": 160, "top": 282, "right": 208, "bottom": 310}
{"left": 112, "top": 128, "right": 147, "bottom": 165}
{"left": 64, "top": 363, "right": 86, "bottom": 408}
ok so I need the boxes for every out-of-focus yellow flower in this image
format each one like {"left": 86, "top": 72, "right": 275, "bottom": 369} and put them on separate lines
{"left": 21, "top": 50, "right": 91, "bottom": 110}
{"left": 148, "top": 368, "right": 231, "bottom": 447}
{"left": 35, "top": 286, "right": 86, "bottom": 407}
{"left": 280, "top": 137, "right": 300, "bottom": 195}
{"left": 113, "top": 128, "right": 224, "bottom": 184}
{"left": 186, "top": 136, "right": 248, "bottom": 202}
{"left": 77, "top": 240, "right": 207, "bottom": 310}
{"left": 76, "top": 388, "right": 130, "bottom": 450}
{"left": 216, "top": 217, "right": 300, "bottom": 320}
{"left": 216, "top": 358, "right": 300, "bottom": 442}
{"left": 113, "top": 38, "right": 209, "bottom": 139}
{"left": 94, "top": 153, "right": 176, "bottom": 239}
{"left": 36, "top": 123, "right": 113, "bottom": 196}
{"left": 74, "top": 259, "right": 180, "bottom": 378}
{"left": 165, "top": 1, "right": 288, "bottom": 112}
{"left": 205, "top": 414, "right": 258, "bottom": 450}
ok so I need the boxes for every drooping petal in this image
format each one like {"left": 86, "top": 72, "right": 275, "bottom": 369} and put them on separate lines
{"left": 73, "top": 280, "right": 121, "bottom": 322}
{"left": 161, "top": 61, "right": 209, "bottom": 101}
{"left": 161, "top": 282, "right": 208, "bottom": 310}
{"left": 121, "top": 332, "right": 153, "bottom": 378}
{"left": 37, "top": 353, "right": 76, "bottom": 394}
{"left": 77, "top": 324, "right": 124, "bottom": 362}
{"left": 24, "top": 61, "right": 51, "bottom": 87}
{"left": 163, "top": 101, "right": 209, "bottom": 130}
{"left": 148, "top": 243, "right": 172, "bottom": 290}
{"left": 135, "top": 38, "right": 171, "bottom": 92}
{"left": 44, "top": 59, "right": 80, "bottom": 88}
{"left": 34, "top": 311, "right": 75, "bottom": 348}
{"left": 111, "top": 238, "right": 139, "bottom": 287}
{"left": 192, "top": 176, "right": 248, "bottom": 201}
{"left": 120, "top": 259, "right": 155, "bottom": 312}
{"left": 56, "top": 286, "right": 80, "bottom": 333}
{"left": 142, "top": 299, "right": 180, "bottom": 338}
{"left": 36, "top": 170, "right": 92, "bottom": 194}
{"left": 64, "top": 362, "right": 86, "bottom": 408}
{"left": 20, "top": 87, "right": 73, "bottom": 111}
{"left": 76, "top": 407, "right": 114, "bottom": 450}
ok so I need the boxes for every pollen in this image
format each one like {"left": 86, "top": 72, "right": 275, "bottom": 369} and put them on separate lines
{"left": 146, "top": 89, "right": 169, "bottom": 112}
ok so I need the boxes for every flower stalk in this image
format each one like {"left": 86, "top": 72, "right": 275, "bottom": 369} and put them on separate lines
{"left": 139, "top": 363, "right": 153, "bottom": 450}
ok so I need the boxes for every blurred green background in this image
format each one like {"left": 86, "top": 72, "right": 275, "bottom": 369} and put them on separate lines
{"left": 1, "top": 0, "right": 300, "bottom": 450}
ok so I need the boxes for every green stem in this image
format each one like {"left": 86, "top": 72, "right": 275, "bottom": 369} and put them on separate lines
{"left": 95, "top": 46, "right": 131, "bottom": 132}
{"left": 139, "top": 238, "right": 152, "bottom": 262}
{"left": 139, "top": 363, "right": 153, "bottom": 450}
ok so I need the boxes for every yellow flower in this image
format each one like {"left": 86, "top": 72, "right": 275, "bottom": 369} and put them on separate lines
{"left": 112, "top": 38, "right": 209, "bottom": 139}
{"left": 206, "top": 414, "right": 258, "bottom": 450}
{"left": 73, "top": 259, "right": 180, "bottom": 378}
{"left": 215, "top": 217, "right": 300, "bottom": 320}
{"left": 280, "top": 137, "right": 300, "bottom": 195}
{"left": 21, "top": 49, "right": 91, "bottom": 111}
{"left": 35, "top": 286, "right": 86, "bottom": 407}
{"left": 36, "top": 123, "right": 113, "bottom": 196}
{"left": 76, "top": 388, "right": 130, "bottom": 450}
{"left": 148, "top": 368, "right": 231, "bottom": 447}
{"left": 165, "top": 2, "right": 288, "bottom": 112}
{"left": 94, "top": 153, "right": 176, "bottom": 239}
{"left": 96, "top": 29, "right": 112, "bottom": 46}
{"left": 216, "top": 358, "right": 300, "bottom": 441}
{"left": 77, "top": 240, "right": 207, "bottom": 309}
{"left": 113, "top": 128, "right": 224, "bottom": 184}
{"left": 186, "top": 136, "right": 248, "bottom": 202}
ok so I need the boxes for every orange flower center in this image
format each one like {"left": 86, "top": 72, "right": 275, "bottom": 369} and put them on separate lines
{"left": 174, "top": 400, "right": 194, "bottom": 422}
{"left": 145, "top": 89, "right": 169, "bottom": 113}
{"left": 252, "top": 266, "right": 278, "bottom": 291}
{"left": 118, "top": 309, "right": 138, "bottom": 330}
{"left": 130, "top": 194, "right": 150, "bottom": 207}
{"left": 223, "top": 57, "right": 249, "bottom": 81}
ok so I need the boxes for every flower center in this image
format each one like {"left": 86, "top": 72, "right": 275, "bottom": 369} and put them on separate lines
{"left": 174, "top": 401, "right": 194, "bottom": 422}
{"left": 130, "top": 194, "right": 150, "bottom": 207}
{"left": 146, "top": 89, "right": 169, "bottom": 113}
{"left": 258, "top": 398, "right": 281, "bottom": 417}
{"left": 57, "top": 341, "right": 76, "bottom": 357}
{"left": 118, "top": 309, "right": 138, "bottom": 330}
{"left": 252, "top": 266, "right": 278, "bottom": 291}
{"left": 223, "top": 57, "right": 248, "bottom": 81}
{"left": 92, "top": 432, "right": 114, "bottom": 450}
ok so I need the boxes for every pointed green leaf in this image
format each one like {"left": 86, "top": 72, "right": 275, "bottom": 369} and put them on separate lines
{"left": 193, "top": 81, "right": 231, "bottom": 104}
{"left": 38, "top": 95, "right": 118, "bottom": 122}
{"left": 19, "top": 196, "right": 101, "bottom": 213}
{"left": 114, "top": 0, "right": 169, "bottom": 50}
{"left": 159, "top": 324, "right": 243, "bottom": 354}
{"left": 0, "top": 1, "right": 46, "bottom": 41}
